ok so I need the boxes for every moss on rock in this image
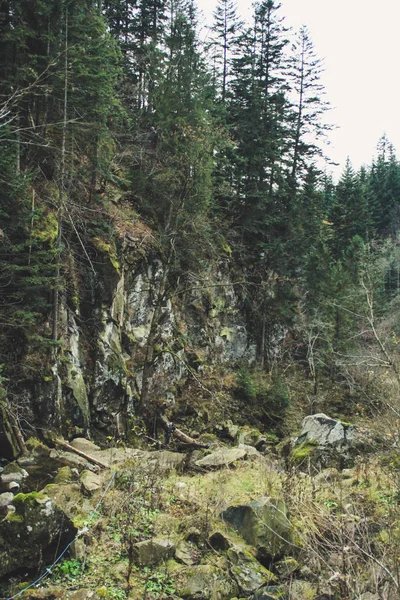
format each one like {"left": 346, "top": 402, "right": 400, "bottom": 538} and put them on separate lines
{"left": 91, "top": 237, "right": 120, "bottom": 273}
{"left": 290, "top": 441, "right": 318, "bottom": 465}
{"left": 0, "top": 491, "right": 76, "bottom": 578}
{"left": 54, "top": 466, "right": 73, "bottom": 484}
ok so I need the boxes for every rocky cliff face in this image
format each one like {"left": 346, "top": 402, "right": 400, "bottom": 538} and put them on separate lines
{"left": 1, "top": 231, "right": 258, "bottom": 457}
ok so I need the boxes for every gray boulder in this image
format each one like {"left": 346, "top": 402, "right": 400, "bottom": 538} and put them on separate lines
{"left": 80, "top": 470, "right": 101, "bottom": 493}
{"left": 1, "top": 470, "right": 28, "bottom": 484}
{"left": 238, "top": 443, "right": 263, "bottom": 459}
{"left": 70, "top": 438, "right": 101, "bottom": 453}
{"left": 0, "top": 492, "right": 14, "bottom": 514}
{"left": 222, "top": 498, "right": 292, "bottom": 560}
{"left": 296, "top": 413, "right": 354, "bottom": 449}
{"left": 0, "top": 480, "right": 20, "bottom": 493}
{"left": 195, "top": 447, "right": 246, "bottom": 468}
{"left": 145, "top": 450, "right": 186, "bottom": 473}
{"left": 227, "top": 545, "right": 276, "bottom": 595}
{"left": 132, "top": 537, "right": 175, "bottom": 566}
{"left": 175, "top": 541, "right": 199, "bottom": 566}
{"left": 49, "top": 448, "right": 98, "bottom": 472}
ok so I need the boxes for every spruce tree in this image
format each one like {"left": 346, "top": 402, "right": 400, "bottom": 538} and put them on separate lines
{"left": 228, "top": 0, "right": 289, "bottom": 231}
{"left": 208, "top": 0, "right": 242, "bottom": 102}
{"left": 287, "top": 26, "right": 330, "bottom": 188}
{"left": 368, "top": 135, "right": 400, "bottom": 234}
{"left": 331, "top": 159, "right": 371, "bottom": 257}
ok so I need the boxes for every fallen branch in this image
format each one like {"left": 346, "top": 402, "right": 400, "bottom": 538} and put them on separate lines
{"left": 54, "top": 438, "right": 108, "bottom": 469}
{"left": 159, "top": 414, "right": 208, "bottom": 449}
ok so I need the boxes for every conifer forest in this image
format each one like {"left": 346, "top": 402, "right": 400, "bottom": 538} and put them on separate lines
{"left": 1, "top": 2, "right": 400, "bottom": 600}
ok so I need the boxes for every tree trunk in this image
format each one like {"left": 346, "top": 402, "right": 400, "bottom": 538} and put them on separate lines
{"left": 158, "top": 414, "right": 208, "bottom": 448}
{"left": 53, "top": 7, "right": 68, "bottom": 344}
{"left": 0, "top": 399, "right": 27, "bottom": 457}
{"left": 54, "top": 438, "right": 108, "bottom": 468}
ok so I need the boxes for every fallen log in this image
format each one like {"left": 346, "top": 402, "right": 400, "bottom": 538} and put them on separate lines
{"left": 0, "top": 398, "right": 27, "bottom": 458}
{"left": 159, "top": 414, "right": 209, "bottom": 449}
{"left": 54, "top": 438, "right": 109, "bottom": 469}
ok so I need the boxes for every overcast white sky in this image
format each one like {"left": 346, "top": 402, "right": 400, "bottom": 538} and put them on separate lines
{"left": 199, "top": 0, "right": 400, "bottom": 177}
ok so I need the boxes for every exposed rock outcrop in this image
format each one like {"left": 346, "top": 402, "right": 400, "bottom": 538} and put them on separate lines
{"left": 0, "top": 492, "right": 75, "bottom": 578}
{"left": 222, "top": 498, "right": 292, "bottom": 561}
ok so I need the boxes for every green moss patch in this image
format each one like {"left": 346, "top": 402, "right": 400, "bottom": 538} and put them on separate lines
{"left": 290, "top": 441, "right": 318, "bottom": 465}
{"left": 92, "top": 237, "right": 120, "bottom": 273}
{"left": 12, "top": 491, "right": 48, "bottom": 509}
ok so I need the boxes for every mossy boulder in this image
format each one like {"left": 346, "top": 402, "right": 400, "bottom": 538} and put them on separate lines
{"left": 16, "top": 587, "right": 66, "bottom": 598}
{"left": 174, "top": 564, "right": 239, "bottom": 600}
{"left": 20, "top": 438, "right": 52, "bottom": 464}
{"left": 132, "top": 537, "right": 175, "bottom": 566}
{"left": 91, "top": 236, "right": 120, "bottom": 273}
{"left": 0, "top": 492, "right": 75, "bottom": 578}
{"left": 43, "top": 482, "right": 92, "bottom": 525}
{"left": 67, "top": 591, "right": 101, "bottom": 600}
{"left": 175, "top": 540, "right": 199, "bottom": 566}
{"left": 227, "top": 545, "right": 276, "bottom": 595}
{"left": 274, "top": 557, "right": 299, "bottom": 579}
{"left": 237, "top": 427, "right": 263, "bottom": 447}
{"left": 54, "top": 466, "right": 73, "bottom": 484}
{"left": 2, "top": 461, "right": 27, "bottom": 476}
{"left": 290, "top": 440, "right": 355, "bottom": 472}
{"left": 222, "top": 498, "right": 292, "bottom": 561}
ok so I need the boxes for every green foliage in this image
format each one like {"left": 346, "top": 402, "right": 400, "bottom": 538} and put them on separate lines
{"left": 53, "top": 558, "right": 85, "bottom": 583}
{"left": 104, "top": 587, "right": 127, "bottom": 600}
{"left": 236, "top": 366, "right": 257, "bottom": 403}
{"left": 262, "top": 377, "right": 290, "bottom": 414}
{"left": 112, "top": 467, "right": 163, "bottom": 544}
{"left": 143, "top": 568, "right": 176, "bottom": 598}
{"left": 236, "top": 367, "right": 289, "bottom": 421}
